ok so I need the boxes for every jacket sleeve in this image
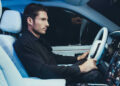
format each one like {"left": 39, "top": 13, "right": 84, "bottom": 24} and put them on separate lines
{"left": 14, "top": 43, "right": 81, "bottom": 80}
{"left": 50, "top": 52, "right": 78, "bottom": 64}
{"left": 42, "top": 38, "right": 78, "bottom": 64}
{"left": 24, "top": 54, "right": 81, "bottom": 79}
{"left": 23, "top": 54, "right": 80, "bottom": 79}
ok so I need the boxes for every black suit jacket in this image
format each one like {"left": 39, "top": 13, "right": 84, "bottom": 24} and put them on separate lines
{"left": 14, "top": 30, "right": 81, "bottom": 80}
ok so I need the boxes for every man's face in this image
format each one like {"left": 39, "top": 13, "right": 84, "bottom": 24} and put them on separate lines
{"left": 32, "top": 11, "right": 49, "bottom": 35}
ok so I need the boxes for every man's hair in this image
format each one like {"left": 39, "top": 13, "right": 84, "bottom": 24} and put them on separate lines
{"left": 22, "top": 3, "right": 48, "bottom": 31}
{"left": 23, "top": 3, "right": 47, "bottom": 20}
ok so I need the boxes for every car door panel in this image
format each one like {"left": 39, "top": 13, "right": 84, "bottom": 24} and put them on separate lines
{"left": 52, "top": 45, "right": 91, "bottom": 56}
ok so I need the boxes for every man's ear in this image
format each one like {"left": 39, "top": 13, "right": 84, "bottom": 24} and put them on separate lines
{"left": 27, "top": 17, "right": 34, "bottom": 26}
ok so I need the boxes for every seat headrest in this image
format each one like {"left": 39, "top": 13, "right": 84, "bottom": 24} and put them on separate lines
{"left": 0, "top": 10, "right": 22, "bottom": 33}
{"left": 0, "top": 0, "right": 2, "bottom": 18}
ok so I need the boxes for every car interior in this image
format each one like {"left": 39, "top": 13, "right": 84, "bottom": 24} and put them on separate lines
{"left": 0, "top": 1, "right": 120, "bottom": 86}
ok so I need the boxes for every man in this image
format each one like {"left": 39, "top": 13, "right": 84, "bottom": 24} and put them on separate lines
{"left": 14, "top": 3, "right": 102, "bottom": 84}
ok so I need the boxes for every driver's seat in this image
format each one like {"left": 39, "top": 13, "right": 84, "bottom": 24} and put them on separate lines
{"left": 0, "top": 45, "right": 65, "bottom": 86}
{"left": 0, "top": 10, "right": 28, "bottom": 77}
{"left": 0, "top": 10, "right": 66, "bottom": 86}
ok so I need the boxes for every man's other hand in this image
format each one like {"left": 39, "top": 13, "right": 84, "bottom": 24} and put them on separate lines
{"left": 77, "top": 51, "right": 89, "bottom": 61}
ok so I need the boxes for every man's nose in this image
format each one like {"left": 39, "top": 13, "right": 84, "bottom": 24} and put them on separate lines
{"left": 46, "top": 21, "right": 49, "bottom": 27}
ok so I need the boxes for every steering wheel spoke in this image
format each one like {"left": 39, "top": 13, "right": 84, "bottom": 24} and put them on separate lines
{"left": 88, "top": 27, "right": 108, "bottom": 64}
{"left": 88, "top": 40, "right": 102, "bottom": 58}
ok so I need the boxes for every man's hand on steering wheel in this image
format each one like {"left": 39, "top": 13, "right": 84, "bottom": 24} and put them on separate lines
{"left": 79, "top": 58, "right": 98, "bottom": 73}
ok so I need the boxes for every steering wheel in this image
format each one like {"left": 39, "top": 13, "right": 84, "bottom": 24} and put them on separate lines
{"left": 88, "top": 27, "right": 108, "bottom": 64}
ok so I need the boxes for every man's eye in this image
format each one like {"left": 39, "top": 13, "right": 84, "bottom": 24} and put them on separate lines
{"left": 41, "top": 18, "right": 46, "bottom": 21}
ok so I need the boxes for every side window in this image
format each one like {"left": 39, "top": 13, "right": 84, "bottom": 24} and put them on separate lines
{"left": 45, "top": 7, "right": 101, "bottom": 46}
{"left": 81, "top": 20, "right": 101, "bottom": 45}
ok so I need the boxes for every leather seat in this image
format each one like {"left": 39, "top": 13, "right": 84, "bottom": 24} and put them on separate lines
{"left": 0, "top": 10, "right": 66, "bottom": 86}
{"left": 0, "top": 10, "right": 28, "bottom": 77}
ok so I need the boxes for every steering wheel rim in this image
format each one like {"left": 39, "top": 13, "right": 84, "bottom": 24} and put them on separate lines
{"left": 88, "top": 27, "right": 108, "bottom": 64}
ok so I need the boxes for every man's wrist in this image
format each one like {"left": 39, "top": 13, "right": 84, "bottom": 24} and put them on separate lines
{"left": 77, "top": 56, "right": 79, "bottom": 61}
{"left": 79, "top": 65, "right": 85, "bottom": 73}
{"left": 77, "top": 56, "right": 82, "bottom": 61}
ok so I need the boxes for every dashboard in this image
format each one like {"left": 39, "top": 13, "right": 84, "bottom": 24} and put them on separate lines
{"left": 105, "top": 31, "right": 120, "bottom": 86}
{"left": 67, "top": 31, "right": 120, "bottom": 86}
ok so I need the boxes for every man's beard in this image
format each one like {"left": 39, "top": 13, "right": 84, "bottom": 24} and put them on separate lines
{"left": 33, "top": 28, "right": 45, "bottom": 36}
